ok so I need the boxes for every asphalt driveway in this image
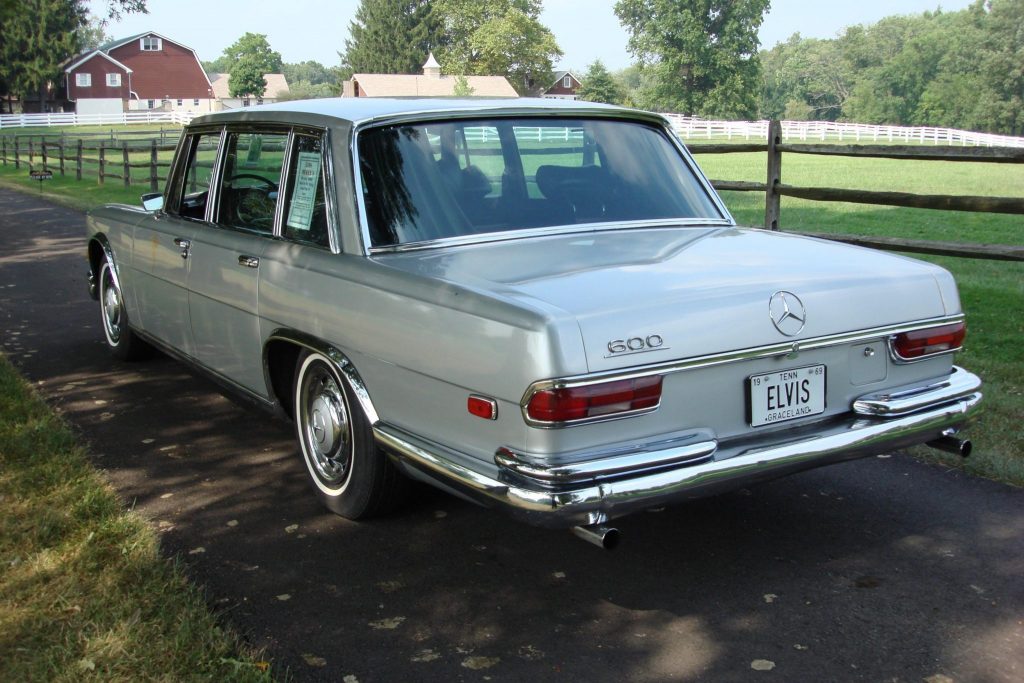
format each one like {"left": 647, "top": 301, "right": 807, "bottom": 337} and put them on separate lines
{"left": 1, "top": 187, "right": 1021, "bottom": 682}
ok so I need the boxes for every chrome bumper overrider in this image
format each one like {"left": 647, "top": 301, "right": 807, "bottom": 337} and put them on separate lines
{"left": 375, "top": 367, "right": 982, "bottom": 528}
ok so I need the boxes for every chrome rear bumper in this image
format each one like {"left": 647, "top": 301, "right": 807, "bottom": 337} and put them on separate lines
{"left": 375, "top": 367, "right": 982, "bottom": 528}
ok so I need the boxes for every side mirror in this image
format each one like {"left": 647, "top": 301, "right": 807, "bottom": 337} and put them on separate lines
{"left": 141, "top": 193, "right": 164, "bottom": 212}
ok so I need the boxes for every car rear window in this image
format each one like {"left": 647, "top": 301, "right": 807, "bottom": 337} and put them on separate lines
{"left": 358, "top": 117, "right": 723, "bottom": 248}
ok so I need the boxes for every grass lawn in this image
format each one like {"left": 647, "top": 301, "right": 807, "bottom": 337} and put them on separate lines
{"left": 0, "top": 355, "right": 274, "bottom": 681}
{"left": 0, "top": 163, "right": 150, "bottom": 212}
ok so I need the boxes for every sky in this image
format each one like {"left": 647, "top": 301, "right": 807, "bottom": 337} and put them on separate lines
{"left": 87, "top": 0, "right": 974, "bottom": 73}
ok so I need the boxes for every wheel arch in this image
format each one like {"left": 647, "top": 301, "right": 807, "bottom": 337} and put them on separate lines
{"left": 87, "top": 234, "right": 116, "bottom": 301}
{"left": 263, "top": 329, "right": 380, "bottom": 424}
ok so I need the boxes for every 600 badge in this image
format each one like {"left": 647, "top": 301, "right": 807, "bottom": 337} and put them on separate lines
{"left": 606, "top": 334, "right": 666, "bottom": 357}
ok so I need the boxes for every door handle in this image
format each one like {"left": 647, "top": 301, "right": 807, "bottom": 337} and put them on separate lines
{"left": 238, "top": 255, "right": 260, "bottom": 268}
{"left": 173, "top": 238, "right": 190, "bottom": 259}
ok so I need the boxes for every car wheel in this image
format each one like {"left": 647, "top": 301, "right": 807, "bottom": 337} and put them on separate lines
{"left": 293, "top": 350, "right": 405, "bottom": 519}
{"left": 98, "top": 258, "right": 148, "bottom": 361}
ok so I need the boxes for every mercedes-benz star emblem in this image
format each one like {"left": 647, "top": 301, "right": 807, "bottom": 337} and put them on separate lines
{"left": 769, "top": 291, "right": 806, "bottom": 336}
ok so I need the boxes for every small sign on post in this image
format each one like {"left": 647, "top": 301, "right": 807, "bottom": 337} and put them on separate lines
{"left": 29, "top": 169, "right": 53, "bottom": 191}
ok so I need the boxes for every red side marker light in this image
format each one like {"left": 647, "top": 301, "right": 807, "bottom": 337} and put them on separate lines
{"left": 468, "top": 395, "right": 498, "bottom": 420}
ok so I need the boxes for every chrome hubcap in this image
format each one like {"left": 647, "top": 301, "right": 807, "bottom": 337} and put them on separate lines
{"left": 301, "top": 364, "right": 351, "bottom": 486}
{"left": 101, "top": 270, "right": 122, "bottom": 343}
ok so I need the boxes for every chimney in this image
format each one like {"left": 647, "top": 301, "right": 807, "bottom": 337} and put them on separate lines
{"left": 422, "top": 52, "right": 442, "bottom": 79}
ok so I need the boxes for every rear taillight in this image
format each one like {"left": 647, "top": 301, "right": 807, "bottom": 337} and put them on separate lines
{"left": 891, "top": 322, "right": 965, "bottom": 360}
{"left": 526, "top": 376, "right": 663, "bottom": 424}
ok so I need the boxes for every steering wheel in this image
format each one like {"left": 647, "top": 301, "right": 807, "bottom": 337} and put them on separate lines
{"left": 226, "top": 174, "right": 278, "bottom": 228}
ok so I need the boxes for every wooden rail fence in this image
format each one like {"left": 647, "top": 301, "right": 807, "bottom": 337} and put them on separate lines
{"left": 0, "top": 134, "right": 178, "bottom": 192}
{"left": 2, "top": 121, "right": 1020, "bottom": 261}
{"left": 690, "top": 121, "right": 1024, "bottom": 262}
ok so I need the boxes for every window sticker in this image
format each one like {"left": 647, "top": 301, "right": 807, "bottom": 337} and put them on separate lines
{"left": 286, "top": 151, "right": 322, "bottom": 231}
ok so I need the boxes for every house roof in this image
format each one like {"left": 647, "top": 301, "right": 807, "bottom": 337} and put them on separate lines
{"left": 63, "top": 50, "right": 133, "bottom": 74}
{"left": 98, "top": 31, "right": 174, "bottom": 52}
{"left": 209, "top": 73, "right": 290, "bottom": 99}
{"left": 349, "top": 74, "right": 517, "bottom": 98}
{"left": 549, "top": 71, "right": 580, "bottom": 87}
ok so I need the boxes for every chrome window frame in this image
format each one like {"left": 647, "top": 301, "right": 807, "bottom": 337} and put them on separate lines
{"left": 278, "top": 125, "right": 340, "bottom": 253}
{"left": 350, "top": 111, "right": 734, "bottom": 256}
{"left": 162, "top": 125, "right": 226, "bottom": 224}
{"left": 213, "top": 124, "right": 292, "bottom": 237}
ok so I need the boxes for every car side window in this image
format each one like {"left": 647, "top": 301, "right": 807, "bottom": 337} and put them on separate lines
{"left": 215, "top": 132, "right": 288, "bottom": 235}
{"left": 281, "top": 133, "right": 330, "bottom": 248}
{"left": 167, "top": 131, "right": 221, "bottom": 220}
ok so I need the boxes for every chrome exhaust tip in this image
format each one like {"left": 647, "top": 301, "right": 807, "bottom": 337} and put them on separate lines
{"left": 927, "top": 434, "right": 972, "bottom": 458}
{"left": 572, "top": 524, "right": 621, "bottom": 550}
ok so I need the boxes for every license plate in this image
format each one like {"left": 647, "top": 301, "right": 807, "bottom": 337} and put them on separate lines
{"left": 748, "top": 364, "right": 826, "bottom": 427}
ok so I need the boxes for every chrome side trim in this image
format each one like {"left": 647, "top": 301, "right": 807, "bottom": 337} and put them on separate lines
{"left": 376, "top": 372, "right": 982, "bottom": 528}
{"left": 853, "top": 366, "right": 981, "bottom": 417}
{"left": 520, "top": 314, "right": 966, "bottom": 426}
{"left": 495, "top": 435, "right": 717, "bottom": 486}
{"left": 263, "top": 329, "right": 380, "bottom": 424}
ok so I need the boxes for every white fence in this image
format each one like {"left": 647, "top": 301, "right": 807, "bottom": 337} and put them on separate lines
{"left": 0, "top": 110, "right": 195, "bottom": 130}
{"left": 3, "top": 107, "right": 1024, "bottom": 149}
{"left": 664, "top": 114, "right": 1024, "bottom": 148}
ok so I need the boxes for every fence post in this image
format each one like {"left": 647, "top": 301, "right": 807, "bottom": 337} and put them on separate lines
{"left": 41, "top": 140, "right": 48, "bottom": 171}
{"left": 149, "top": 139, "right": 158, "bottom": 192}
{"left": 28, "top": 138, "right": 34, "bottom": 166}
{"left": 1, "top": 136, "right": 6, "bottom": 165}
{"left": 764, "top": 120, "right": 782, "bottom": 230}
{"left": 98, "top": 142, "right": 105, "bottom": 185}
{"left": 58, "top": 140, "right": 65, "bottom": 176}
{"left": 76, "top": 139, "right": 83, "bottom": 180}
{"left": 122, "top": 141, "right": 130, "bottom": 187}
{"left": 14, "top": 137, "right": 20, "bottom": 169}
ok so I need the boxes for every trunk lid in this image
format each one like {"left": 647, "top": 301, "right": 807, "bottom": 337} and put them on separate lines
{"left": 380, "top": 227, "right": 950, "bottom": 373}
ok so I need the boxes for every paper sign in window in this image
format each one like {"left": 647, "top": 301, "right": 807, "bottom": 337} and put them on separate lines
{"left": 286, "top": 152, "right": 322, "bottom": 231}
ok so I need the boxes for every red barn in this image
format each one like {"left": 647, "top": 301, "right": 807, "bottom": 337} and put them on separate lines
{"left": 63, "top": 32, "right": 215, "bottom": 115}
{"left": 542, "top": 71, "right": 581, "bottom": 100}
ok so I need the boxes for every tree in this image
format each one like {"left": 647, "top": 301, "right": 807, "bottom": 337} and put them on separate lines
{"left": 614, "top": 0, "right": 771, "bottom": 117}
{"left": 276, "top": 80, "right": 338, "bottom": 101}
{"left": 229, "top": 59, "right": 268, "bottom": 98}
{"left": 0, "top": 0, "right": 87, "bottom": 110}
{"left": 79, "top": 14, "right": 112, "bottom": 49}
{"left": 973, "top": 0, "right": 1024, "bottom": 135}
{"left": 0, "top": 0, "right": 145, "bottom": 111}
{"left": 219, "top": 32, "right": 282, "bottom": 73}
{"left": 340, "top": 0, "right": 440, "bottom": 77}
{"left": 760, "top": 34, "right": 851, "bottom": 121}
{"left": 282, "top": 60, "right": 338, "bottom": 86}
{"left": 577, "top": 60, "right": 625, "bottom": 105}
{"left": 434, "top": 0, "right": 562, "bottom": 94}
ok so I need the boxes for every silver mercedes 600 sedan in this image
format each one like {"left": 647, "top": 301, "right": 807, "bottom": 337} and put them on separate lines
{"left": 86, "top": 98, "right": 981, "bottom": 547}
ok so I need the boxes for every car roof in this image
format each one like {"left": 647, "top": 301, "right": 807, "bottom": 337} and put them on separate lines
{"left": 188, "top": 97, "right": 665, "bottom": 129}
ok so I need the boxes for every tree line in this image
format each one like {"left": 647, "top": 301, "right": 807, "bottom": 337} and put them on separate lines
{"left": 2, "top": 0, "right": 1022, "bottom": 136}
{"left": 760, "top": 0, "right": 1024, "bottom": 136}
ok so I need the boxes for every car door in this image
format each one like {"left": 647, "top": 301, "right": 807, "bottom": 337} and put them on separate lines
{"left": 187, "top": 129, "right": 290, "bottom": 396}
{"left": 131, "top": 128, "right": 223, "bottom": 357}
